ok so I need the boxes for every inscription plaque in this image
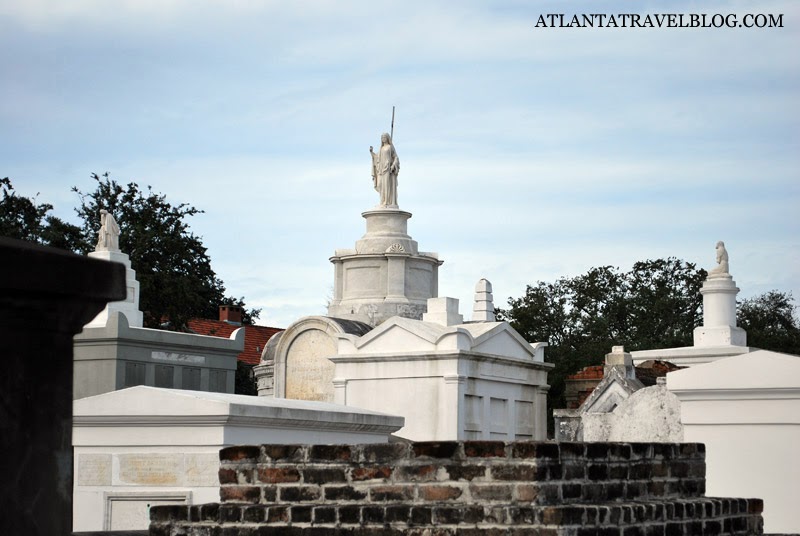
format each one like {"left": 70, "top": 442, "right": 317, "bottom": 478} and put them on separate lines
{"left": 117, "top": 454, "right": 181, "bottom": 486}
{"left": 184, "top": 453, "right": 219, "bottom": 486}
{"left": 77, "top": 453, "right": 112, "bottom": 486}
{"left": 284, "top": 329, "right": 336, "bottom": 402}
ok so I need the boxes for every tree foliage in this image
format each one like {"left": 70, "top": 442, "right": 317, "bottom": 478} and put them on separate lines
{"left": 235, "top": 362, "right": 257, "bottom": 395}
{"left": 1, "top": 174, "right": 259, "bottom": 330}
{"left": 71, "top": 173, "right": 260, "bottom": 329}
{"left": 738, "top": 290, "right": 800, "bottom": 355}
{"left": 0, "top": 177, "right": 84, "bottom": 250}
{"left": 498, "top": 258, "right": 706, "bottom": 435}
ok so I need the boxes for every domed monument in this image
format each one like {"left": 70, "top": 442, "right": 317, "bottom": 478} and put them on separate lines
{"left": 254, "top": 131, "right": 551, "bottom": 441}
{"left": 327, "top": 132, "right": 442, "bottom": 326}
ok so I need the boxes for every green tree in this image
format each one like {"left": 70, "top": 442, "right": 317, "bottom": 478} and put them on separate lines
{"left": 738, "top": 291, "right": 800, "bottom": 355}
{"left": 2, "top": 174, "right": 259, "bottom": 330}
{"left": 0, "top": 177, "right": 83, "bottom": 249}
{"left": 235, "top": 362, "right": 257, "bottom": 395}
{"left": 72, "top": 173, "right": 260, "bottom": 329}
{"left": 498, "top": 258, "right": 706, "bottom": 436}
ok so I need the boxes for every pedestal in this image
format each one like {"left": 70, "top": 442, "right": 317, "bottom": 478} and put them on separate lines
{"left": 85, "top": 249, "right": 144, "bottom": 328}
{"left": 693, "top": 274, "right": 747, "bottom": 347}
{"left": 328, "top": 208, "right": 442, "bottom": 326}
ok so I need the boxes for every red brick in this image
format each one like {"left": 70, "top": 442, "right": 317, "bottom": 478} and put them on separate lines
{"left": 266, "top": 505, "right": 289, "bottom": 523}
{"left": 262, "top": 444, "right": 304, "bottom": 462}
{"left": 395, "top": 464, "right": 439, "bottom": 482}
{"left": 257, "top": 466, "right": 300, "bottom": 484}
{"left": 419, "top": 485, "right": 463, "bottom": 501}
{"left": 309, "top": 444, "right": 352, "bottom": 462}
{"left": 218, "top": 467, "right": 237, "bottom": 484}
{"left": 360, "top": 443, "right": 409, "bottom": 462}
{"left": 469, "top": 484, "right": 513, "bottom": 501}
{"left": 463, "top": 441, "right": 506, "bottom": 458}
{"left": 219, "top": 445, "right": 260, "bottom": 462}
{"left": 512, "top": 442, "right": 559, "bottom": 459}
{"left": 351, "top": 465, "right": 393, "bottom": 481}
{"left": 370, "top": 485, "right": 415, "bottom": 501}
{"left": 412, "top": 442, "right": 460, "bottom": 459}
{"left": 219, "top": 486, "right": 260, "bottom": 504}
{"left": 516, "top": 483, "right": 539, "bottom": 502}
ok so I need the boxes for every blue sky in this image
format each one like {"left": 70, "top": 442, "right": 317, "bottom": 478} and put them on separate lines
{"left": 2, "top": 0, "right": 798, "bottom": 328}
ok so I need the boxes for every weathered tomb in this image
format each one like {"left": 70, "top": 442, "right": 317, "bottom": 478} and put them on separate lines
{"left": 150, "top": 440, "right": 764, "bottom": 535}
{"left": 74, "top": 214, "right": 244, "bottom": 399}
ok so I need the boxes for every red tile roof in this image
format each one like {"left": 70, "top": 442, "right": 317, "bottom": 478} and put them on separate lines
{"left": 187, "top": 319, "right": 283, "bottom": 366}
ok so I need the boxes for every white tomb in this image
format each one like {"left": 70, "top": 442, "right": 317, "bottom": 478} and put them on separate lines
{"left": 668, "top": 350, "right": 800, "bottom": 533}
{"left": 330, "top": 296, "right": 552, "bottom": 441}
{"left": 72, "top": 386, "right": 403, "bottom": 532}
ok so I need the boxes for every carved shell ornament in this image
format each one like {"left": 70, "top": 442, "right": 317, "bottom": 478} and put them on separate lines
{"left": 386, "top": 243, "right": 406, "bottom": 253}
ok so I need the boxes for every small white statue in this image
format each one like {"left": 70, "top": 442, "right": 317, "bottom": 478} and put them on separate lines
{"left": 95, "top": 209, "right": 120, "bottom": 252}
{"left": 369, "top": 133, "right": 400, "bottom": 208}
{"left": 708, "top": 240, "right": 729, "bottom": 276}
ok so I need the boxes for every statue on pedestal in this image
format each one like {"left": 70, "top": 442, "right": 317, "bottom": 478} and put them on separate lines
{"left": 708, "top": 240, "right": 729, "bottom": 276}
{"left": 95, "top": 209, "right": 120, "bottom": 252}
{"left": 369, "top": 133, "right": 400, "bottom": 208}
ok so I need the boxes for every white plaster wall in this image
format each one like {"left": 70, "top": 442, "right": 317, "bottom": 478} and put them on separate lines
{"left": 669, "top": 351, "right": 800, "bottom": 533}
{"left": 607, "top": 384, "right": 683, "bottom": 442}
{"left": 682, "top": 422, "right": 799, "bottom": 534}
{"left": 73, "top": 445, "right": 219, "bottom": 532}
{"left": 462, "top": 378, "right": 544, "bottom": 440}
{"left": 73, "top": 387, "right": 403, "bottom": 531}
{"left": 582, "top": 413, "right": 613, "bottom": 441}
{"left": 343, "top": 376, "right": 450, "bottom": 441}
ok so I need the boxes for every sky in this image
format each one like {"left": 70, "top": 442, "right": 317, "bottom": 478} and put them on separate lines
{"left": 2, "top": 0, "right": 798, "bottom": 329}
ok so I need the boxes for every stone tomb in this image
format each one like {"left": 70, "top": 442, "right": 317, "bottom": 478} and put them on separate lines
{"left": 72, "top": 386, "right": 403, "bottom": 532}
{"left": 74, "top": 311, "right": 244, "bottom": 399}
{"left": 257, "top": 295, "right": 552, "bottom": 442}
{"left": 668, "top": 350, "right": 800, "bottom": 534}
{"left": 74, "top": 213, "right": 246, "bottom": 399}
{"left": 150, "top": 440, "right": 764, "bottom": 534}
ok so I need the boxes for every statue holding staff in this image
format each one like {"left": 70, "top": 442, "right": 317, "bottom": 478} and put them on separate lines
{"left": 95, "top": 209, "right": 120, "bottom": 252}
{"left": 369, "top": 132, "right": 400, "bottom": 208}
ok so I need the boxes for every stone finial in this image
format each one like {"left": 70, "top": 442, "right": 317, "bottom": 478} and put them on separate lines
{"left": 95, "top": 209, "right": 121, "bottom": 252}
{"left": 423, "top": 297, "right": 463, "bottom": 326}
{"left": 604, "top": 345, "right": 635, "bottom": 379}
{"left": 473, "top": 278, "right": 495, "bottom": 322}
{"left": 707, "top": 240, "right": 730, "bottom": 278}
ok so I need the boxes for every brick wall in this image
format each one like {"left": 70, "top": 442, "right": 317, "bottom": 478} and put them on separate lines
{"left": 150, "top": 440, "right": 764, "bottom": 535}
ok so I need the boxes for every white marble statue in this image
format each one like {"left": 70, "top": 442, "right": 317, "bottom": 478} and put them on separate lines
{"left": 369, "top": 133, "right": 400, "bottom": 208}
{"left": 708, "top": 240, "right": 729, "bottom": 276}
{"left": 95, "top": 209, "right": 120, "bottom": 252}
